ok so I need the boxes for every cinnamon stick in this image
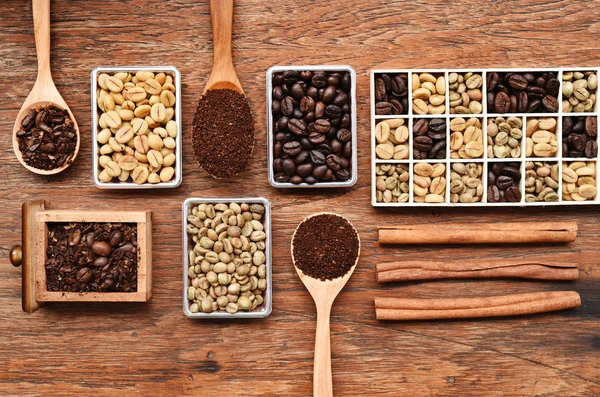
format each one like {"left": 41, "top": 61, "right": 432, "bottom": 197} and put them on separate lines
{"left": 376, "top": 259, "right": 579, "bottom": 282}
{"left": 375, "top": 291, "right": 581, "bottom": 321}
{"left": 378, "top": 222, "right": 577, "bottom": 245}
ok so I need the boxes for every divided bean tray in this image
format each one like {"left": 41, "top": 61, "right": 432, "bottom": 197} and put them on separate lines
{"left": 370, "top": 67, "right": 600, "bottom": 207}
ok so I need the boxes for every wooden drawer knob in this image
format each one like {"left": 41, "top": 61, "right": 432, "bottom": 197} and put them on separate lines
{"left": 10, "top": 245, "right": 22, "bottom": 267}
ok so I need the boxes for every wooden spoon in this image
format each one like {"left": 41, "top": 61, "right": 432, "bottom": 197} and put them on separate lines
{"left": 291, "top": 213, "right": 361, "bottom": 397}
{"left": 203, "top": 0, "right": 244, "bottom": 95}
{"left": 12, "top": 0, "right": 80, "bottom": 175}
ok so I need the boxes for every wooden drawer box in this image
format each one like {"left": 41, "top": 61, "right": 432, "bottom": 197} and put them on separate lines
{"left": 10, "top": 200, "right": 152, "bottom": 313}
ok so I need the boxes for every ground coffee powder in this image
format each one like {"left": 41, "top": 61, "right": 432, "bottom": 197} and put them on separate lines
{"left": 292, "top": 214, "right": 359, "bottom": 281}
{"left": 192, "top": 89, "right": 254, "bottom": 178}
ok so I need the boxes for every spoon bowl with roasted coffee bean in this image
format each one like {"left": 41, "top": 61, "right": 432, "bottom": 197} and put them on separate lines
{"left": 13, "top": 0, "right": 80, "bottom": 175}
{"left": 291, "top": 213, "right": 360, "bottom": 397}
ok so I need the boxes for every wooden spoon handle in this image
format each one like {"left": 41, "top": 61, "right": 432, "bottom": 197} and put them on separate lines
{"left": 314, "top": 305, "right": 333, "bottom": 397}
{"left": 32, "top": 0, "right": 52, "bottom": 81}
{"left": 209, "top": 0, "right": 234, "bottom": 73}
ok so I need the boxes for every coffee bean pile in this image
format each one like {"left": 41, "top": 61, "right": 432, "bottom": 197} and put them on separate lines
{"left": 45, "top": 222, "right": 138, "bottom": 292}
{"left": 562, "top": 116, "right": 598, "bottom": 158}
{"left": 374, "top": 73, "right": 408, "bottom": 115}
{"left": 487, "top": 71, "right": 559, "bottom": 113}
{"left": 413, "top": 118, "right": 447, "bottom": 160}
{"left": 16, "top": 104, "right": 77, "bottom": 170}
{"left": 488, "top": 162, "right": 522, "bottom": 203}
{"left": 271, "top": 70, "right": 353, "bottom": 184}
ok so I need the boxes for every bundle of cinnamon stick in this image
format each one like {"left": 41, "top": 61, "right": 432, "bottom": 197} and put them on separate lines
{"left": 374, "top": 222, "right": 582, "bottom": 321}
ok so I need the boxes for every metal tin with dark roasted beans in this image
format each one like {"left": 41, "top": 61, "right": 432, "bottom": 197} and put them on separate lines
{"left": 267, "top": 65, "right": 357, "bottom": 188}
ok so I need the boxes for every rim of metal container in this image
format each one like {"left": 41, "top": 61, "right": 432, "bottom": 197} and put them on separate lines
{"left": 90, "top": 66, "right": 183, "bottom": 189}
{"left": 266, "top": 65, "right": 358, "bottom": 188}
{"left": 182, "top": 197, "right": 272, "bottom": 319}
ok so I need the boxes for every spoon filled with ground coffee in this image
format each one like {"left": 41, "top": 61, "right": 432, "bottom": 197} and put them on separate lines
{"left": 291, "top": 213, "right": 360, "bottom": 397}
{"left": 192, "top": 0, "right": 254, "bottom": 179}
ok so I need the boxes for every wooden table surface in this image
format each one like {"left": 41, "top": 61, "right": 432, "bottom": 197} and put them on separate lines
{"left": 1, "top": 1, "right": 599, "bottom": 396}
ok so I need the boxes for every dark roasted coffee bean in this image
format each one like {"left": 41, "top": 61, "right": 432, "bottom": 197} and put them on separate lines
{"left": 337, "top": 129, "right": 351, "bottom": 143}
{"left": 282, "top": 159, "right": 296, "bottom": 176}
{"left": 325, "top": 154, "right": 342, "bottom": 171}
{"left": 331, "top": 139, "right": 342, "bottom": 153}
{"left": 585, "top": 116, "right": 597, "bottom": 137}
{"left": 306, "top": 86, "right": 319, "bottom": 100}
{"left": 281, "top": 97, "right": 294, "bottom": 116}
{"left": 487, "top": 92, "right": 496, "bottom": 110}
{"left": 375, "top": 78, "right": 386, "bottom": 101}
{"left": 300, "top": 96, "right": 315, "bottom": 113}
{"left": 300, "top": 137, "right": 312, "bottom": 150}
{"left": 413, "top": 150, "right": 427, "bottom": 160}
{"left": 274, "top": 173, "right": 289, "bottom": 183}
{"left": 271, "top": 100, "right": 281, "bottom": 115}
{"left": 291, "top": 83, "right": 305, "bottom": 100}
{"left": 335, "top": 169, "right": 350, "bottom": 180}
{"left": 414, "top": 136, "right": 433, "bottom": 151}
{"left": 308, "top": 132, "right": 326, "bottom": 145}
{"left": 322, "top": 86, "right": 337, "bottom": 104}
{"left": 427, "top": 129, "right": 446, "bottom": 140}
{"left": 509, "top": 95, "right": 517, "bottom": 113}
{"left": 293, "top": 108, "right": 304, "bottom": 119}
{"left": 488, "top": 185, "right": 501, "bottom": 202}
{"left": 585, "top": 140, "right": 598, "bottom": 158}
{"left": 325, "top": 105, "right": 342, "bottom": 119}
{"left": 296, "top": 163, "right": 313, "bottom": 177}
{"left": 313, "top": 119, "right": 331, "bottom": 133}
{"left": 340, "top": 114, "right": 350, "bottom": 129}
{"left": 76, "top": 268, "right": 92, "bottom": 283}
{"left": 300, "top": 71, "right": 312, "bottom": 81}
{"left": 304, "top": 111, "right": 316, "bottom": 124}
{"left": 491, "top": 163, "right": 504, "bottom": 176}
{"left": 508, "top": 74, "right": 528, "bottom": 91}
{"left": 312, "top": 165, "right": 328, "bottom": 179}
{"left": 312, "top": 73, "right": 327, "bottom": 88}
{"left": 315, "top": 102, "right": 326, "bottom": 118}
{"left": 68, "top": 228, "right": 81, "bottom": 246}
{"left": 273, "top": 158, "right": 283, "bottom": 173}
{"left": 527, "top": 99, "right": 541, "bottom": 112}
{"left": 288, "top": 119, "right": 306, "bottom": 135}
{"left": 571, "top": 134, "right": 585, "bottom": 151}
{"left": 294, "top": 150, "right": 309, "bottom": 165}
{"left": 333, "top": 90, "right": 348, "bottom": 107}
{"left": 283, "top": 70, "right": 300, "bottom": 84}
{"left": 501, "top": 165, "right": 521, "bottom": 180}
{"left": 389, "top": 99, "right": 403, "bottom": 114}
{"left": 343, "top": 142, "right": 351, "bottom": 158}
{"left": 429, "top": 118, "right": 446, "bottom": 132}
{"left": 527, "top": 86, "right": 546, "bottom": 98}
{"left": 428, "top": 140, "right": 446, "bottom": 158}
{"left": 304, "top": 176, "right": 317, "bottom": 184}
{"left": 494, "top": 92, "right": 510, "bottom": 113}
{"left": 109, "top": 231, "right": 123, "bottom": 247}
{"left": 375, "top": 102, "right": 392, "bottom": 115}
{"left": 282, "top": 133, "right": 295, "bottom": 144}
{"left": 310, "top": 150, "right": 326, "bottom": 165}
{"left": 93, "top": 257, "right": 108, "bottom": 267}
{"left": 542, "top": 95, "right": 558, "bottom": 112}
{"left": 283, "top": 141, "right": 302, "bottom": 156}
{"left": 91, "top": 241, "right": 112, "bottom": 257}
{"left": 413, "top": 119, "right": 429, "bottom": 136}
{"left": 486, "top": 72, "right": 499, "bottom": 91}
{"left": 381, "top": 74, "right": 392, "bottom": 91}
{"left": 290, "top": 175, "right": 304, "bottom": 184}
{"left": 546, "top": 78, "right": 560, "bottom": 97}
{"left": 506, "top": 186, "right": 521, "bottom": 202}
{"left": 496, "top": 175, "right": 514, "bottom": 190}
{"left": 391, "top": 75, "right": 408, "bottom": 97}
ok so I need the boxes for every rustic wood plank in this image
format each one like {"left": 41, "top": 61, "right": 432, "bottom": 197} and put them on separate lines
{"left": 0, "top": 0, "right": 599, "bottom": 396}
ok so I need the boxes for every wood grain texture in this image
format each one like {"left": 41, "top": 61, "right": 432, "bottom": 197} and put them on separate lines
{"left": 0, "top": 0, "right": 599, "bottom": 396}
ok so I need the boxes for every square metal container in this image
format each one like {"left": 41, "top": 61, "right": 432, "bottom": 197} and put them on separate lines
{"left": 370, "top": 67, "right": 600, "bottom": 207}
{"left": 266, "top": 65, "right": 358, "bottom": 188}
{"left": 91, "top": 66, "right": 182, "bottom": 189}
{"left": 182, "top": 197, "right": 272, "bottom": 319}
